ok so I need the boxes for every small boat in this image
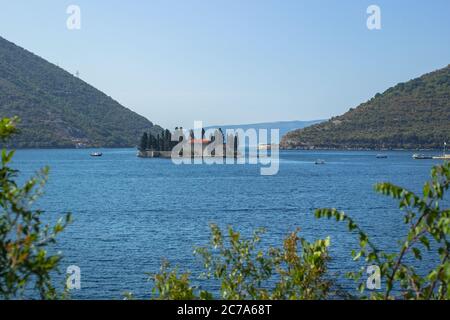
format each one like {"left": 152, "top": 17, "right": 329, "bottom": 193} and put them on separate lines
{"left": 432, "top": 154, "right": 450, "bottom": 160}
{"left": 413, "top": 154, "right": 433, "bottom": 160}
{"left": 376, "top": 154, "right": 388, "bottom": 159}
{"left": 433, "top": 142, "right": 450, "bottom": 160}
{"left": 315, "top": 159, "right": 325, "bottom": 165}
{"left": 90, "top": 152, "right": 103, "bottom": 157}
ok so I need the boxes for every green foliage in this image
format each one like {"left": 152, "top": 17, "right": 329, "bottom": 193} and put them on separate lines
{"left": 147, "top": 224, "right": 334, "bottom": 300}
{"left": 0, "top": 117, "right": 18, "bottom": 141}
{"left": 149, "top": 261, "right": 206, "bottom": 300}
{"left": 0, "top": 118, "right": 71, "bottom": 299}
{"left": 148, "top": 163, "right": 450, "bottom": 300}
{"left": 269, "top": 231, "right": 332, "bottom": 300}
{"left": 315, "top": 162, "right": 450, "bottom": 299}
{"left": 0, "top": 36, "right": 160, "bottom": 148}
{"left": 139, "top": 132, "right": 148, "bottom": 151}
{"left": 140, "top": 130, "right": 175, "bottom": 152}
{"left": 194, "top": 225, "right": 274, "bottom": 300}
{"left": 281, "top": 65, "right": 450, "bottom": 149}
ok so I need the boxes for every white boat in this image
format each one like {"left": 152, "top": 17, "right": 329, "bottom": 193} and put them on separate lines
{"left": 315, "top": 159, "right": 325, "bottom": 165}
{"left": 433, "top": 154, "right": 450, "bottom": 160}
{"left": 432, "top": 142, "right": 449, "bottom": 160}
{"left": 90, "top": 152, "right": 103, "bottom": 157}
{"left": 413, "top": 154, "right": 433, "bottom": 160}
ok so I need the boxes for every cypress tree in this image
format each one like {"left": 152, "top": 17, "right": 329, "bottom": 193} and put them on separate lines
{"left": 218, "top": 128, "right": 225, "bottom": 142}
{"left": 156, "top": 134, "right": 161, "bottom": 151}
{"left": 160, "top": 134, "right": 164, "bottom": 151}
{"left": 165, "top": 129, "right": 172, "bottom": 151}
{"left": 139, "top": 132, "right": 148, "bottom": 151}
{"left": 148, "top": 134, "right": 155, "bottom": 150}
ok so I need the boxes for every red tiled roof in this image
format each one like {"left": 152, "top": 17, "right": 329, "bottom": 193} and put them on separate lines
{"left": 189, "top": 139, "right": 211, "bottom": 143}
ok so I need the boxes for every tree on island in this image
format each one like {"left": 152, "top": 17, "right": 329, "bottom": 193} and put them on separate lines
{"left": 156, "top": 134, "right": 161, "bottom": 151}
{"left": 140, "top": 129, "right": 179, "bottom": 152}
{"left": 234, "top": 135, "right": 239, "bottom": 154}
{"left": 148, "top": 134, "right": 156, "bottom": 150}
{"left": 165, "top": 129, "right": 172, "bottom": 151}
{"left": 139, "top": 132, "right": 148, "bottom": 151}
{"left": 218, "top": 128, "right": 225, "bottom": 142}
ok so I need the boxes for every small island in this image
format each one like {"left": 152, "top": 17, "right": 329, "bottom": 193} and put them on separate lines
{"left": 137, "top": 127, "right": 240, "bottom": 159}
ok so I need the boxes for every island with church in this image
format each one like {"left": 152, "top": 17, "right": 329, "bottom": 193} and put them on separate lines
{"left": 137, "top": 127, "right": 241, "bottom": 159}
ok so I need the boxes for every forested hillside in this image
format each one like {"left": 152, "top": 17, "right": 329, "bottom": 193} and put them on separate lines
{"left": 0, "top": 36, "right": 161, "bottom": 148}
{"left": 281, "top": 65, "right": 450, "bottom": 150}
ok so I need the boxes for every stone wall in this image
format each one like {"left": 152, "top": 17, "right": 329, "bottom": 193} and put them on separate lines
{"left": 137, "top": 150, "right": 172, "bottom": 158}
{"left": 137, "top": 149, "right": 243, "bottom": 159}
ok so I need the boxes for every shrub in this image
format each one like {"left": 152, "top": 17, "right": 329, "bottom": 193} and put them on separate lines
{"left": 149, "top": 163, "right": 450, "bottom": 300}
{"left": 149, "top": 224, "right": 334, "bottom": 300}
{"left": 0, "top": 117, "right": 71, "bottom": 299}
{"left": 316, "top": 162, "right": 450, "bottom": 299}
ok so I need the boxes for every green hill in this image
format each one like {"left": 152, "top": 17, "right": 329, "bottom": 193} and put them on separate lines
{"left": 0, "top": 36, "right": 161, "bottom": 148}
{"left": 281, "top": 65, "right": 450, "bottom": 150}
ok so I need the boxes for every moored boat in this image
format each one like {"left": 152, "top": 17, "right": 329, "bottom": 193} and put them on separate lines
{"left": 432, "top": 154, "right": 450, "bottom": 160}
{"left": 315, "top": 159, "right": 325, "bottom": 165}
{"left": 415, "top": 142, "right": 450, "bottom": 160}
{"left": 433, "top": 142, "right": 449, "bottom": 159}
{"left": 413, "top": 154, "right": 433, "bottom": 160}
{"left": 90, "top": 152, "right": 103, "bottom": 157}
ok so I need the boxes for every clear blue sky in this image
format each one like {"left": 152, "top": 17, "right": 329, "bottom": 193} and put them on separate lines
{"left": 1, "top": 0, "right": 449, "bottom": 129}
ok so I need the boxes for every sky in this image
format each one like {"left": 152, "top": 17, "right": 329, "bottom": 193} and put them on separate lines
{"left": 0, "top": 0, "right": 449, "bottom": 129}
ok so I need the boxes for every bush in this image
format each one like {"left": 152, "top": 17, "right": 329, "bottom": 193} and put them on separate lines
{"left": 148, "top": 163, "right": 450, "bottom": 300}
{"left": 147, "top": 225, "right": 334, "bottom": 300}
{"left": 0, "top": 117, "right": 71, "bottom": 299}
{"left": 316, "top": 162, "right": 450, "bottom": 299}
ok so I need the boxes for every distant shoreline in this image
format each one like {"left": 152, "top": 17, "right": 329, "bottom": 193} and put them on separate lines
{"left": 281, "top": 147, "right": 445, "bottom": 152}
{"left": 6, "top": 146, "right": 446, "bottom": 152}
{"left": 3, "top": 146, "right": 138, "bottom": 151}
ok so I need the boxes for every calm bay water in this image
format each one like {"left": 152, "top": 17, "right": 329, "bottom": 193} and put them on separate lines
{"left": 11, "top": 149, "right": 446, "bottom": 299}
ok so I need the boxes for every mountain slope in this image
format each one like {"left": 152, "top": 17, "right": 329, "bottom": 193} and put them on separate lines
{"left": 281, "top": 65, "right": 450, "bottom": 150}
{"left": 0, "top": 36, "right": 160, "bottom": 148}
